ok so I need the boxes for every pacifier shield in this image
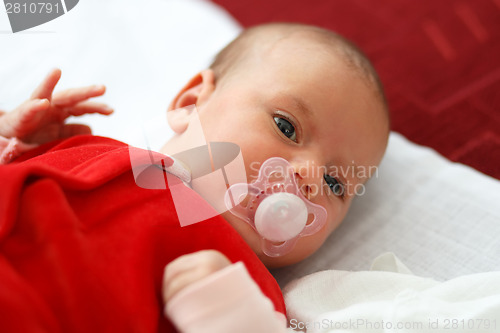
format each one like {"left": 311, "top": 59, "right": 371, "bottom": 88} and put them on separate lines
{"left": 224, "top": 157, "right": 327, "bottom": 257}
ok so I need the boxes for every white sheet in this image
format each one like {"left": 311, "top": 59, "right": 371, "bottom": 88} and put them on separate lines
{"left": 1, "top": 0, "right": 499, "bottom": 288}
{"left": 284, "top": 253, "right": 500, "bottom": 332}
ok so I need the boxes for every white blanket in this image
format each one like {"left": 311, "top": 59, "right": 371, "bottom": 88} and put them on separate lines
{"left": 284, "top": 253, "right": 500, "bottom": 332}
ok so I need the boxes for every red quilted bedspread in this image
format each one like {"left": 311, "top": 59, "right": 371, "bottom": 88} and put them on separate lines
{"left": 212, "top": 0, "right": 500, "bottom": 179}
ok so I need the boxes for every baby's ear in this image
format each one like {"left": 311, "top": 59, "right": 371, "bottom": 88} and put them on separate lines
{"left": 167, "top": 69, "right": 215, "bottom": 134}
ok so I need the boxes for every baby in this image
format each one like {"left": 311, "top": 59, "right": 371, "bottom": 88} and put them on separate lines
{"left": 0, "top": 23, "right": 389, "bottom": 332}
{"left": 165, "top": 22, "right": 389, "bottom": 268}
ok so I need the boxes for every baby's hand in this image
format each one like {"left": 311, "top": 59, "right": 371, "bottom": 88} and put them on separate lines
{"left": 163, "top": 250, "right": 232, "bottom": 302}
{"left": 0, "top": 68, "right": 113, "bottom": 145}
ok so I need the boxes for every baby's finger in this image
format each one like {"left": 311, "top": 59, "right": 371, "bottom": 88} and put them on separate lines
{"left": 52, "top": 85, "right": 106, "bottom": 107}
{"left": 63, "top": 101, "right": 114, "bottom": 117}
{"left": 162, "top": 250, "right": 231, "bottom": 303}
{"left": 27, "top": 123, "right": 92, "bottom": 145}
{"left": 60, "top": 123, "right": 92, "bottom": 138}
{"left": 30, "top": 68, "right": 62, "bottom": 101}
{"left": 163, "top": 254, "right": 199, "bottom": 287}
{"left": 0, "top": 99, "right": 50, "bottom": 138}
{"left": 163, "top": 268, "right": 206, "bottom": 303}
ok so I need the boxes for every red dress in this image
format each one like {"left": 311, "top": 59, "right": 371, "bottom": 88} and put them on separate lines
{"left": 0, "top": 135, "right": 285, "bottom": 333}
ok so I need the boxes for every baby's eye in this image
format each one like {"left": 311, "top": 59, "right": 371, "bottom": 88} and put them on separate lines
{"left": 274, "top": 116, "right": 297, "bottom": 142}
{"left": 324, "top": 174, "right": 345, "bottom": 198}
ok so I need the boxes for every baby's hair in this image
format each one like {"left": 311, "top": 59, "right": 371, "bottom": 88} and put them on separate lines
{"left": 210, "top": 22, "right": 388, "bottom": 117}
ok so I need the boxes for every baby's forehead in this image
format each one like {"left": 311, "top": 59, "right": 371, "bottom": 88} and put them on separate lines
{"left": 255, "top": 30, "right": 341, "bottom": 61}
{"left": 234, "top": 38, "right": 379, "bottom": 107}
{"left": 253, "top": 40, "right": 368, "bottom": 91}
{"left": 216, "top": 25, "right": 388, "bottom": 125}
{"left": 245, "top": 35, "right": 362, "bottom": 88}
{"left": 259, "top": 30, "right": 383, "bottom": 94}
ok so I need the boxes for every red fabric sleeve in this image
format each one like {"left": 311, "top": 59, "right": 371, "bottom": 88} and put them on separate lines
{"left": 0, "top": 135, "right": 285, "bottom": 333}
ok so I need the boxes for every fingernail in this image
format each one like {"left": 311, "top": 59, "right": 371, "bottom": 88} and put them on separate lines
{"left": 49, "top": 68, "right": 61, "bottom": 77}
{"left": 93, "top": 85, "right": 105, "bottom": 92}
{"left": 35, "top": 98, "right": 49, "bottom": 106}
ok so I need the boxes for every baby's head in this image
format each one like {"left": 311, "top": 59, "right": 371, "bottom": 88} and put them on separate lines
{"left": 163, "top": 23, "right": 389, "bottom": 267}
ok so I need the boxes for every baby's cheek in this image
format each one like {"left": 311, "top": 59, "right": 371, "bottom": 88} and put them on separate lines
{"left": 299, "top": 227, "right": 332, "bottom": 259}
{"left": 327, "top": 203, "right": 350, "bottom": 234}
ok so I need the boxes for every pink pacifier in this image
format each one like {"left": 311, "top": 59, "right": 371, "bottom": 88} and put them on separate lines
{"left": 224, "top": 157, "right": 327, "bottom": 257}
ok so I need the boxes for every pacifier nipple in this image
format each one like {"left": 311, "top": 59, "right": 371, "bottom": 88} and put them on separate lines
{"left": 254, "top": 193, "right": 308, "bottom": 242}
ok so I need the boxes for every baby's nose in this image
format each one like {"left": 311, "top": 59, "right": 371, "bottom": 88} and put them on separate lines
{"left": 292, "top": 161, "right": 324, "bottom": 200}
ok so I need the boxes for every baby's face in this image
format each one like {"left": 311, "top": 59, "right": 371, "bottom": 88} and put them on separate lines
{"left": 176, "top": 39, "right": 388, "bottom": 267}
